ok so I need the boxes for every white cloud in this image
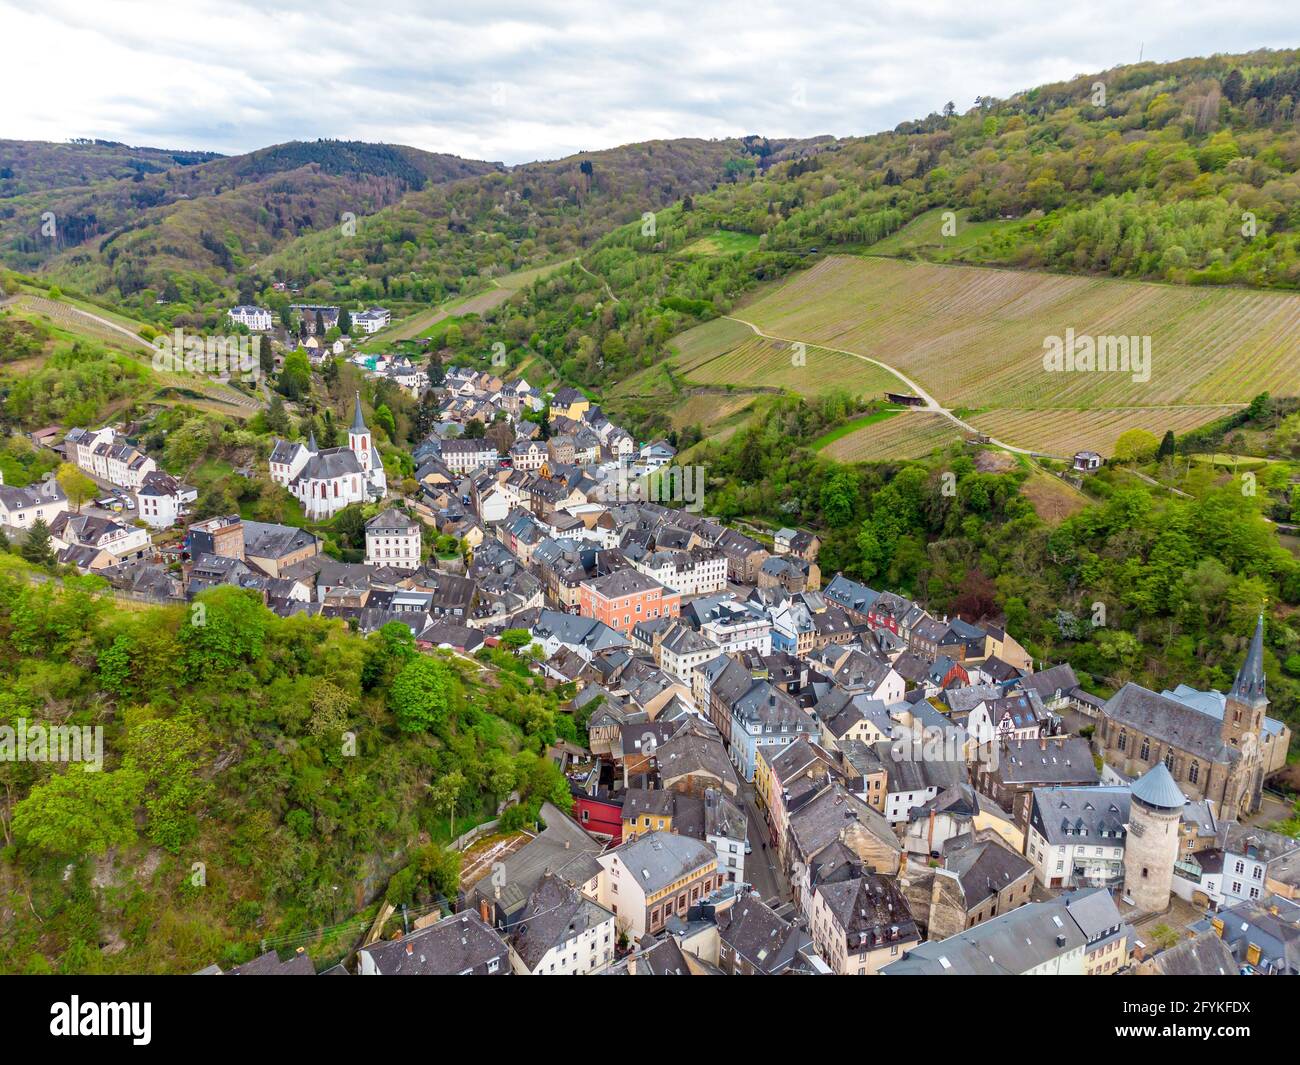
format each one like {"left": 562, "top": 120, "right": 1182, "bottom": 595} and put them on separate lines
{"left": 2, "top": 0, "right": 1297, "bottom": 163}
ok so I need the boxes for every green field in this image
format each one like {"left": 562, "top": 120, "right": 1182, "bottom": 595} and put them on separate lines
{"left": 680, "top": 230, "right": 761, "bottom": 257}
{"left": 865, "top": 207, "right": 1032, "bottom": 263}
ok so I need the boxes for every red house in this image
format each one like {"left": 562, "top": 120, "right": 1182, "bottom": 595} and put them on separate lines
{"left": 570, "top": 786, "right": 623, "bottom": 843}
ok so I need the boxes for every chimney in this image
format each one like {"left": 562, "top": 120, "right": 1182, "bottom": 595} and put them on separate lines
{"left": 1039, "top": 735, "right": 1047, "bottom": 751}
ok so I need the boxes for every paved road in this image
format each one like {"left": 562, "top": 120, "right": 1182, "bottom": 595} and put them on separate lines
{"left": 737, "top": 781, "right": 789, "bottom": 903}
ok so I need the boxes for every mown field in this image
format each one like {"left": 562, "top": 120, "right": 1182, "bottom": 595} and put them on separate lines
{"left": 378, "top": 259, "right": 573, "bottom": 341}
{"left": 967, "top": 405, "right": 1242, "bottom": 457}
{"left": 864, "top": 206, "right": 1031, "bottom": 264}
{"left": 822, "top": 411, "right": 965, "bottom": 461}
{"left": 735, "top": 256, "right": 1300, "bottom": 411}
{"left": 663, "top": 316, "right": 912, "bottom": 398}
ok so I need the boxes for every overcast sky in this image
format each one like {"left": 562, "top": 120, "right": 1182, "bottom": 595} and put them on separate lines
{"left": 3, "top": 1, "right": 1298, "bottom": 165}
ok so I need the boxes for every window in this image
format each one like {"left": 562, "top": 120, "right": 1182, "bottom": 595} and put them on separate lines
{"left": 1189, "top": 761, "right": 1199, "bottom": 785}
{"left": 1140, "top": 737, "right": 1150, "bottom": 761}
{"left": 1164, "top": 750, "right": 1175, "bottom": 772}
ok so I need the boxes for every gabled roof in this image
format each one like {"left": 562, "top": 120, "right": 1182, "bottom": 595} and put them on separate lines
{"left": 361, "top": 911, "right": 508, "bottom": 975}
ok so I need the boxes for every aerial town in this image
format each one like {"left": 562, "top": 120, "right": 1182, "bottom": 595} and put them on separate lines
{"left": 3, "top": 13, "right": 1299, "bottom": 1022}
{"left": 12, "top": 335, "right": 1293, "bottom": 978}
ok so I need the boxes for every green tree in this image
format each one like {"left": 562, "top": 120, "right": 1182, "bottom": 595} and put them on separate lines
{"left": 12, "top": 769, "right": 144, "bottom": 855}
{"left": 1113, "top": 428, "right": 1159, "bottom": 462}
{"left": 56, "top": 463, "right": 97, "bottom": 514}
{"left": 19, "top": 519, "right": 55, "bottom": 566}
{"left": 388, "top": 655, "right": 456, "bottom": 733}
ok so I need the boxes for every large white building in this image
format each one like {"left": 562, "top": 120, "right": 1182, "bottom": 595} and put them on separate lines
{"left": 365, "top": 507, "right": 421, "bottom": 570}
{"left": 1026, "top": 785, "right": 1131, "bottom": 890}
{"left": 268, "top": 393, "right": 387, "bottom": 520}
{"left": 65, "top": 427, "right": 157, "bottom": 489}
{"left": 632, "top": 548, "right": 727, "bottom": 597}
{"left": 228, "top": 305, "right": 272, "bottom": 331}
{"left": 351, "top": 307, "right": 391, "bottom": 334}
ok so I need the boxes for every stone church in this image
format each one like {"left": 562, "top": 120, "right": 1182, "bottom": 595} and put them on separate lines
{"left": 1097, "top": 616, "right": 1276, "bottom": 821}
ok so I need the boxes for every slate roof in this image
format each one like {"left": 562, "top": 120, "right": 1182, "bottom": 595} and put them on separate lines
{"left": 612, "top": 831, "right": 716, "bottom": 894}
{"left": 1146, "top": 930, "right": 1237, "bottom": 976}
{"left": 816, "top": 873, "right": 919, "bottom": 952}
{"left": 1029, "top": 785, "right": 1130, "bottom": 847}
{"left": 717, "top": 895, "right": 814, "bottom": 974}
{"left": 881, "top": 895, "right": 1086, "bottom": 975}
{"left": 1130, "top": 762, "right": 1187, "bottom": 811}
{"left": 508, "top": 873, "right": 614, "bottom": 971}
{"left": 1103, "top": 682, "right": 1237, "bottom": 764}
{"left": 997, "top": 736, "right": 1099, "bottom": 786}
{"left": 361, "top": 911, "right": 509, "bottom": 975}
{"left": 243, "top": 520, "right": 318, "bottom": 560}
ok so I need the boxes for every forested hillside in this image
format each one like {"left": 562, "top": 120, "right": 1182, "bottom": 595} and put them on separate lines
{"left": 0, "top": 141, "right": 500, "bottom": 308}
{"left": 0, "top": 567, "right": 576, "bottom": 974}
{"left": 0, "top": 139, "right": 222, "bottom": 198}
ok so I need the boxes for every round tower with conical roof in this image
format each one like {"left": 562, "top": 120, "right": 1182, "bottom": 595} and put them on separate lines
{"left": 1122, "top": 762, "right": 1186, "bottom": 912}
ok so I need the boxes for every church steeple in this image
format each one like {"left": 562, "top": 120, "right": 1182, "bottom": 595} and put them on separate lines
{"left": 307, "top": 428, "right": 318, "bottom": 453}
{"left": 1229, "top": 613, "right": 1267, "bottom": 708}
{"left": 1222, "top": 613, "right": 1267, "bottom": 752}
{"left": 348, "top": 390, "right": 371, "bottom": 473}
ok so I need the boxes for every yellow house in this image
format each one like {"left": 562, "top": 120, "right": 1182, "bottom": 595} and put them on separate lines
{"left": 550, "top": 387, "right": 590, "bottom": 421}
{"left": 621, "top": 788, "right": 674, "bottom": 841}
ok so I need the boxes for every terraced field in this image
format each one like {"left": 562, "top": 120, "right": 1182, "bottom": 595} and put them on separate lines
{"left": 822, "top": 412, "right": 965, "bottom": 461}
{"left": 967, "top": 405, "right": 1241, "bottom": 457}
{"left": 665, "top": 316, "right": 913, "bottom": 398}
{"left": 737, "top": 256, "right": 1300, "bottom": 410}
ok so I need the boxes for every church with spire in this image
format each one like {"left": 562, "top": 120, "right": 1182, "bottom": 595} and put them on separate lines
{"left": 267, "top": 391, "right": 387, "bottom": 519}
{"left": 1096, "top": 615, "right": 1288, "bottom": 821}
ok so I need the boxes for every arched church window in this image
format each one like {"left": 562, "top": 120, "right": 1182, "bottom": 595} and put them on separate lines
{"left": 1140, "top": 737, "right": 1150, "bottom": 761}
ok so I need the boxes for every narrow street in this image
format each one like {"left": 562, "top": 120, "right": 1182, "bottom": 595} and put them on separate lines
{"left": 737, "top": 781, "right": 789, "bottom": 904}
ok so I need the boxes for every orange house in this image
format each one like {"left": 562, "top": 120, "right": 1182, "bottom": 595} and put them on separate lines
{"left": 579, "top": 568, "right": 680, "bottom": 635}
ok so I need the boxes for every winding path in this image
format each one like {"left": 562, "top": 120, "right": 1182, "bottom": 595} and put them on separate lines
{"left": 721, "top": 314, "right": 1064, "bottom": 460}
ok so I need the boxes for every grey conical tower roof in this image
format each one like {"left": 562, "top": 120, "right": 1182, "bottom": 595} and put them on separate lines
{"left": 1229, "top": 614, "right": 1267, "bottom": 706}
{"left": 351, "top": 390, "right": 368, "bottom": 434}
{"left": 307, "top": 429, "right": 318, "bottom": 452}
{"left": 1131, "top": 762, "right": 1186, "bottom": 811}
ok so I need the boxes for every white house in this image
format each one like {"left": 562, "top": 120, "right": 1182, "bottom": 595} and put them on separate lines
{"left": 1025, "top": 785, "right": 1130, "bottom": 890}
{"left": 698, "top": 600, "right": 772, "bottom": 656}
{"left": 0, "top": 480, "right": 68, "bottom": 530}
{"left": 632, "top": 548, "right": 727, "bottom": 597}
{"left": 228, "top": 305, "right": 272, "bottom": 331}
{"left": 135, "top": 471, "right": 198, "bottom": 529}
{"left": 365, "top": 507, "right": 421, "bottom": 570}
{"left": 50, "top": 511, "right": 151, "bottom": 563}
{"left": 506, "top": 874, "right": 616, "bottom": 976}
